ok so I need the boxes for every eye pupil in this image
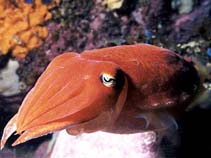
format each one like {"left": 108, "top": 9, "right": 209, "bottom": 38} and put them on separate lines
{"left": 100, "top": 73, "right": 116, "bottom": 87}
{"left": 104, "top": 76, "right": 114, "bottom": 82}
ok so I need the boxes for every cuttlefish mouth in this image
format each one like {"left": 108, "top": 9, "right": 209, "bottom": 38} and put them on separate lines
{"left": 0, "top": 53, "right": 128, "bottom": 149}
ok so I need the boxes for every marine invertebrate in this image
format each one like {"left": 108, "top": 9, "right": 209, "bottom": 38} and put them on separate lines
{"left": 0, "top": 44, "right": 204, "bottom": 149}
{"left": 103, "top": 0, "right": 124, "bottom": 10}
{"left": 0, "top": 0, "right": 60, "bottom": 58}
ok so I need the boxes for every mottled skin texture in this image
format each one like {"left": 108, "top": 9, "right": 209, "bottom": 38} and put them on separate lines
{"left": 0, "top": 44, "right": 200, "bottom": 148}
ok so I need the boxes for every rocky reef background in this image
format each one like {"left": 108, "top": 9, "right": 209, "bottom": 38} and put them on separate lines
{"left": 0, "top": 0, "right": 211, "bottom": 158}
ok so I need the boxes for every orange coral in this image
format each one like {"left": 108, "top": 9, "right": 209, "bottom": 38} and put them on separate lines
{"left": 0, "top": 0, "right": 60, "bottom": 58}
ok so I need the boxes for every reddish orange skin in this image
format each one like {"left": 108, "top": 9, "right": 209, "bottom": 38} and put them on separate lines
{"left": 82, "top": 44, "right": 200, "bottom": 110}
{"left": 0, "top": 44, "right": 200, "bottom": 148}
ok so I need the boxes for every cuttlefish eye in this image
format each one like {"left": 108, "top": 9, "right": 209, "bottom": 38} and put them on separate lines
{"left": 100, "top": 69, "right": 125, "bottom": 91}
{"left": 100, "top": 73, "right": 116, "bottom": 87}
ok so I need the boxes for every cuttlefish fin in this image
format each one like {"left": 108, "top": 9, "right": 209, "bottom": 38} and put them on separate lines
{"left": 67, "top": 76, "right": 128, "bottom": 135}
{"left": 136, "top": 111, "right": 179, "bottom": 146}
{"left": 1, "top": 114, "right": 18, "bottom": 149}
{"left": 135, "top": 111, "right": 178, "bottom": 131}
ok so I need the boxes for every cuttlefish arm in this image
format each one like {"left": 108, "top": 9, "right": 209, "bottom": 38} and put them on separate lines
{"left": 1, "top": 114, "right": 18, "bottom": 149}
{"left": 1, "top": 114, "right": 74, "bottom": 148}
{"left": 1, "top": 52, "right": 128, "bottom": 149}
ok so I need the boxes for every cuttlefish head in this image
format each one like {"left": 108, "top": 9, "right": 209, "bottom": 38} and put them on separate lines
{"left": 1, "top": 53, "right": 128, "bottom": 149}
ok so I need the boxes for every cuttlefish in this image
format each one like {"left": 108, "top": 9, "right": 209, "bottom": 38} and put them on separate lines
{"left": 1, "top": 44, "right": 203, "bottom": 149}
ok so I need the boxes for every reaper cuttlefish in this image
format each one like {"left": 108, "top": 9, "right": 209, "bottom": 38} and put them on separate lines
{"left": 1, "top": 43, "right": 204, "bottom": 149}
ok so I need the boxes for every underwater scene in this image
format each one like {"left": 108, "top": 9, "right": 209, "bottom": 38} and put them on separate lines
{"left": 0, "top": 0, "right": 211, "bottom": 158}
